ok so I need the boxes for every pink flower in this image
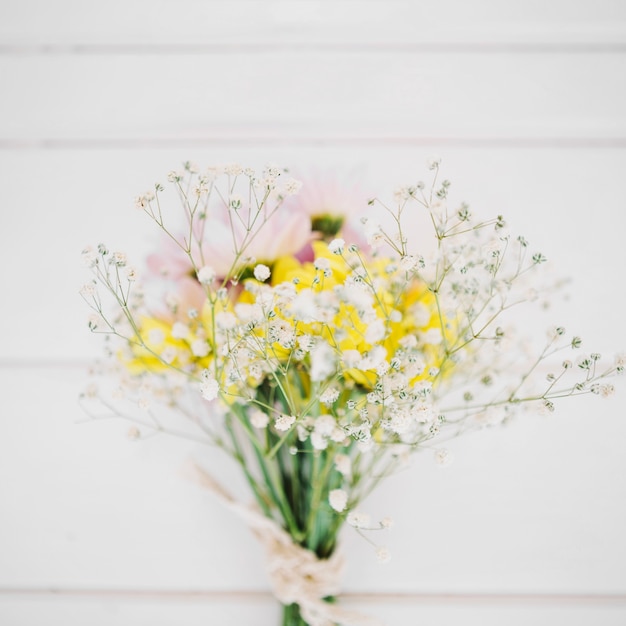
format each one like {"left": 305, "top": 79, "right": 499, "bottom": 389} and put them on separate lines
{"left": 282, "top": 170, "right": 371, "bottom": 255}
{"left": 283, "top": 170, "right": 368, "bottom": 222}
{"left": 202, "top": 204, "right": 312, "bottom": 277}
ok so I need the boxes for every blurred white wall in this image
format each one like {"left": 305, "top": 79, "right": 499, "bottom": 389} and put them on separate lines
{"left": 0, "top": 1, "right": 625, "bottom": 624}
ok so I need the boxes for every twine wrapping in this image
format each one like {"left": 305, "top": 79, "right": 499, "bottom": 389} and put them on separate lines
{"left": 185, "top": 462, "right": 384, "bottom": 626}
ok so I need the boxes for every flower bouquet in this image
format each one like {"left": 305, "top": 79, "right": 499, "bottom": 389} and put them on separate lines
{"left": 81, "top": 161, "right": 621, "bottom": 626}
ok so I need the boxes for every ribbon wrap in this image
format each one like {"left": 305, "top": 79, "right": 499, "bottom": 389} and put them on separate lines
{"left": 186, "top": 463, "right": 383, "bottom": 626}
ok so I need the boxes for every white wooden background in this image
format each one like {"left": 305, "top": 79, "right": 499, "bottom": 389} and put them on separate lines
{"left": 1, "top": 1, "right": 626, "bottom": 624}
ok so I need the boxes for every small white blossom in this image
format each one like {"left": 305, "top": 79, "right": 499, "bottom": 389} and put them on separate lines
{"left": 400, "top": 255, "right": 420, "bottom": 272}
{"left": 362, "top": 218, "right": 384, "bottom": 249}
{"left": 600, "top": 384, "right": 615, "bottom": 398}
{"left": 297, "top": 334, "right": 314, "bottom": 352}
{"left": 81, "top": 246, "right": 98, "bottom": 267}
{"left": 197, "top": 266, "right": 216, "bottom": 285}
{"left": 161, "top": 346, "right": 177, "bottom": 364}
{"left": 147, "top": 328, "right": 165, "bottom": 345}
{"left": 399, "top": 335, "right": 417, "bottom": 349}
{"left": 320, "top": 387, "right": 340, "bottom": 405}
{"left": 167, "top": 170, "right": 185, "bottom": 182}
{"left": 314, "top": 257, "right": 331, "bottom": 272}
{"left": 375, "top": 546, "right": 391, "bottom": 563}
{"left": 365, "top": 319, "right": 386, "bottom": 344}
{"left": 224, "top": 162, "right": 243, "bottom": 176}
{"left": 427, "top": 157, "right": 441, "bottom": 170}
{"left": 283, "top": 177, "right": 302, "bottom": 195}
{"left": 434, "top": 448, "right": 454, "bottom": 467}
{"left": 137, "top": 397, "right": 150, "bottom": 411}
{"left": 275, "top": 414, "right": 296, "bottom": 432}
{"left": 191, "top": 338, "right": 210, "bottom": 358}
{"left": 199, "top": 370, "right": 219, "bottom": 401}
{"left": 127, "top": 426, "right": 141, "bottom": 440}
{"left": 216, "top": 312, "right": 237, "bottom": 330}
{"left": 310, "top": 342, "right": 337, "bottom": 382}
{"left": 172, "top": 322, "right": 190, "bottom": 340}
{"left": 87, "top": 314, "right": 101, "bottom": 331}
{"left": 347, "top": 511, "right": 371, "bottom": 529}
{"left": 290, "top": 289, "right": 319, "bottom": 322}
{"left": 80, "top": 282, "right": 96, "bottom": 297}
{"left": 328, "top": 238, "right": 345, "bottom": 255}
{"left": 249, "top": 408, "right": 270, "bottom": 428}
{"left": 334, "top": 454, "right": 352, "bottom": 477}
{"left": 112, "top": 251, "right": 127, "bottom": 267}
{"left": 329, "top": 489, "right": 348, "bottom": 512}
{"left": 253, "top": 264, "right": 271, "bottom": 282}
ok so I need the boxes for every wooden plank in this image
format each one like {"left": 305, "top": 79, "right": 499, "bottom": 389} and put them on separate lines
{"left": 0, "top": 0, "right": 625, "bottom": 47}
{"left": 0, "top": 366, "right": 624, "bottom": 591}
{"left": 0, "top": 52, "right": 625, "bottom": 141}
{"left": 1, "top": 592, "right": 626, "bottom": 626}
{"left": 0, "top": 146, "right": 624, "bottom": 362}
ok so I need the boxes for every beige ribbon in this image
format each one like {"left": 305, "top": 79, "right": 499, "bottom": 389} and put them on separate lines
{"left": 185, "top": 462, "right": 384, "bottom": 626}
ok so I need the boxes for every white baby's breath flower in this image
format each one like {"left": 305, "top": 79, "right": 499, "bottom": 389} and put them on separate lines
{"left": 283, "top": 177, "right": 302, "bottom": 195}
{"left": 197, "top": 266, "right": 216, "bottom": 285}
{"left": 81, "top": 246, "right": 98, "bottom": 268}
{"left": 320, "top": 387, "right": 340, "bottom": 405}
{"left": 329, "top": 489, "right": 348, "bottom": 512}
{"left": 147, "top": 328, "right": 165, "bottom": 345}
{"left": 310, "top": 342, "right": 337, "bottom": 382}
{"left": 199, "top": 370, "right": 219, "bottom": 401}
{"left": 249, "top": 408, "right": 270, "bottom": 428}
{"left": 111, "top": 251, "right": 127, "bottom": 267}
{"left": 161, "top": 346, "right": 177, "bottom": 364}
{"left": 138, "top": 396, "right": 151, "bottom": 411}
{"left": 342, "top": 349, "right": 361, "bottom": 369}
{"left": 297, "top": 334, "right": 314, "bottom": 352}
{"left": 206, "top": 164, "right": 224, "bottom": 181}
{"left": 167, "top": 170, "right": 184, "bottom": 183}
{"left": 328, "top": 238, "right": 345, "bottom": 255}
{"left": 216, "top": 312, "right": 237, "bottom": 330}
{"left": 399, "top": 335, "right": 417, "bottom": 349}
{"left": 334, "top": 454, "right": 352, "bottom": 477}
{"left": 362, "top": 218, "right": 384, "bottom": 249}
{"left": 434, "top": 448, "right": 454, "bottom": 467}
{"left": 375, "top": 546, "right": 391, "bottom": 563}
{"left": 400, "top": 255, "right": 420, "bottom": 272}
{"left": 80, "top": 282, "right": 97, "bottom": 297}
{"left": 275, "top": 414, "right": 296, "bottom": 432}
{"left": 347, "top": 511, "right": 371, "bottom": 529}
{"left": 290, "top": 289, "right": 319, "bottom": 322}
{"left": 600, "top": 384, "right": 615, "bottom": 398}
{"left": 172, "top": 322, "right": 190, "bottom": 340}
{"left": 127, "top": 426, "right": 141, "bottom": 440}
{"left": 314, "top": 257, "right": 331, "bottom": 272}
{"left": 427, "top": 157, "right": 441, "bottom": 170}
{"left": 191, "top": 338, "right": 210, "bottom": 358}
{"left": 253, "top": 264, "right": 271, "bottom": 282}
{"left": 87, "top": 314, "right": 102, "bottom": 331}
{"left": 365, "top": 319, "right": 386, "bottom": 344}
{"left": 224, "top": 162, "right": 243, "bottom": 176}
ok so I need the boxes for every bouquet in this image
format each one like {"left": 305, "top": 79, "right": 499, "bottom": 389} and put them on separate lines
{"left": 80, "top": 161, "right": 621, "bottom": 626}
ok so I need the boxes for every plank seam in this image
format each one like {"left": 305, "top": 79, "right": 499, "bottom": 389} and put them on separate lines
{"left": 1, "top": 43, "right": 626, "bottom": 55}
{"left": 1, "top": 138, "right": 626, "bottom": 150}
{"left": 1, "top": 589, "right": 625, "bottom": 605}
